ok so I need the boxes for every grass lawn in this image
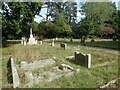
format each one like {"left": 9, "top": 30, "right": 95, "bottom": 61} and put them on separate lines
{"left": 84, "top": 39, "right": 120, "bottom": 50}
{"left": 2, "top": 39, "right": 119, "bottom": 88}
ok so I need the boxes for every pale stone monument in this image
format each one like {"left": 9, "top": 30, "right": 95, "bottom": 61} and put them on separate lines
{"left": 10, "top": 57, "right": 20, "bottom": 88}
{"left": 21, "top": 37, "right": 27, "bottom": 45}
{"left": 28, "top": 28, "right": 37, "bottom": 45}
{"left": 40, "top": 41, "right": 42, "bottom": 44}
{"left": 51, "top": 39, "right": 55, "bottom": 46}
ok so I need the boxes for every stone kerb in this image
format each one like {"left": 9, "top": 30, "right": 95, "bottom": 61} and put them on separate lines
{"left": 10, "top": 57, "right": 20, "bottom": 88}
{"left": 60, "top": 43, "right": 67, "bottom": 49}
{"left": 20, "top": 59, "right": 56, "bottom": 71}
{"left": 75, "top": 51, "right": 91, "bottom": 68}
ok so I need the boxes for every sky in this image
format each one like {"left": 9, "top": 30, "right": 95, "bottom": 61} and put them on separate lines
{"left": 34, "top": 0, "right": 120, "bottom": 23}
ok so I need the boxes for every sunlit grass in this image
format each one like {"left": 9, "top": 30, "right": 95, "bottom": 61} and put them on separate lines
{"left": 2, "top": 39, "right": 119, "bottom": 88}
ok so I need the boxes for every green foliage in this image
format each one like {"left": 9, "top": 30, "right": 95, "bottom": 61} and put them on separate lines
{"left": 54, "top": 14, "right": 72, "bottom": 37}
{"left": 79, "top": 2, "right": 117, "bottom": 38}
{"left": 2, "top": 2, "right": 43, "bottom": 40}
{"left": 38, "top": 13, "right": 72, "bottom": 38}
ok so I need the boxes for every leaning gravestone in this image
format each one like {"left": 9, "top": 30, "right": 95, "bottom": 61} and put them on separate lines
{"left": 60, "top": 43, "right": 67, "bottom": 49}
{"left": 10, "top": 57, "right": 20, "bottom": 88}
{"left": 75, "top": 51, "right": 91, "bottom": 68}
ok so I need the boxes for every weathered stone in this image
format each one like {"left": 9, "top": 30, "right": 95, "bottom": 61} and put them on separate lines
{"left": 21, "top": 37, "right": 27, "bottom": 45}
{"left": 28, "top": 28, "right": 37, "bottom": 45}
{"left": 75, "top": 51, "right": 91, "bottom": 68}
{"left": 29, "top": 59, "right": 56, "bottom": 71}
{"left": 23, "top": 40, "right": 27, "bottom": 46}
{"left": 51, "top": 39, "right": 55, "bottom": 46}
{"left": 20, "top": 61, "right": 29, "bottom": 70}
{"left": 10, "top": 57, "right": 20, "bottom": 88}
{"left": 40, "top": 41, "right": 42, "bottom": 44}
{"left": 60, "top": 43, "right": 67, "bottom": 49}
{"left": 55, "top": 37, "right": 58, "bottom": 40}
{"left": 25, "top": 72, "right": 33, "bottom": 87}
{"left": 59, "top": 64, "right": 74, "bottom": 71}
{"left": 66, "top": 56, "right": 74, "bottom": 61}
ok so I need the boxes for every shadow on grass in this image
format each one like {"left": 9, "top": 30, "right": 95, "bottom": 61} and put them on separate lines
{"left": 54, "top": 40, "right": 81, "bottom": 46}
{"left": 2, "top": 40, "right": 21, "bottom": 48}
{"left": 54, "top": 40, "right": 119, "bottom": 50}
{"left": 84, "top": 41, "right": 120, "bottom": 50}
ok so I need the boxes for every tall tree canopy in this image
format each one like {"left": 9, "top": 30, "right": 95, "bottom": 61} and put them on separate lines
{"left": 79, "top": 2, "right": 117, "bottom": 38}
{"left": 2, "top": 2, "right": 43, "bottom": 40}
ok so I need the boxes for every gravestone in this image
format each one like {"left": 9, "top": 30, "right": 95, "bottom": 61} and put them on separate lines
{"left": 28, "top": 28, "right": 37, "bottom": 45}
{"left": 75, "top": 51, "right": 91, "bottom": 68}
{"left": 91, "top": 38, "right": 95, "bottom": 42}
{"left": 60, "top": 43, "right": 67, "bottom": 49}
{"left": 21, "top": 37, "right": 27, "bottom": 45}
{"left": 55, "top": 37, "right": 58, "bottom": 40}
{"left": 51, "top": 39, "right": 55, "bottom": 46}
{"left": 81, "top": 35, "right": 86, "bottom": 43}
{"left": 23, "top": 40, "right": 27, "bottom": 45}
{"left": 40, "top": 41, "right": 42, "bottom": 44}
{"left": 10, "top": 57, "right": 20, "bottom": 88}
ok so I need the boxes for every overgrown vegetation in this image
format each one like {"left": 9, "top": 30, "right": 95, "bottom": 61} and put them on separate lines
{"left": 2, "top": 39, "right": 119, "bottom": 88}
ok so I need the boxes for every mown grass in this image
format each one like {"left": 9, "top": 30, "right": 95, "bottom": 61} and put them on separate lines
{"left": 84, "top": 40, "right": 120, "bottom": 50}
{"left": 2, "top": 39, "right": 119, "bottom": 88}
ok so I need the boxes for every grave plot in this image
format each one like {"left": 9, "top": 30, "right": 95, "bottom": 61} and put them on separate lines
{"left": 66, "top": 51, "right": 91, "bottom": 68}
{"left": 8, "top": 57, "right": 79, "bottom": 88}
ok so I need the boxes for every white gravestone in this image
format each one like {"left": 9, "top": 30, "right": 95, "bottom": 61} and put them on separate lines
{"left": 51, "top": 39, "right": 55, "bottom": 46}
{"left": 28, "top": 28, "right": 37, "bottom": 45}
{"left": 40, "top": 41, "right": 42, "bottom": 44}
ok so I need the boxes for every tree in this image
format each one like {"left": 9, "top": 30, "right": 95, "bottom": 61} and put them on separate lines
{"left": 2, "top": 2, "right": 43, "bottom": 40}
{"left": 80, "top": 2, "right": 117, "bottom": 38}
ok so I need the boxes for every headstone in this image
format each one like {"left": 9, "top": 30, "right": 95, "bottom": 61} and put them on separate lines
{"left": 81, "top": 35, "right": 86, "bottom": 43}
{"left": 55, "top": 37, "right": 58, "bottom": 40}
{"left": 70, "top": 38, "right": 73, "bottom": 42}
{"left": 23, "top": 40, "right": 27, "bottom": 45}
{"left": 51, "top": 39, "right": 55, "bottom": 46}
{"left": 91, "top": 38, "right": 95, "bottom": 42}
{"left": 25, "top": 72, "right": 33, "bottom": 87}
{"left": 21, "top": 40, "right": 23, "bottom": 44}
{"left": 28, "top": 28, "right": 37, "bottom": 45}
{"left": 10, "top": 57, "right": 20, "bottom": 88}
{"left": 60, "top": 43, "right": 67, "bottom": 49}
{"left": 75, "top": 51, "right": 91, "bottom": 68}
{"left": 40, "top": 41, "right": 42, "bottom": 44}
{"left": 21, "top": 37, "right": 26, "bottom": 45}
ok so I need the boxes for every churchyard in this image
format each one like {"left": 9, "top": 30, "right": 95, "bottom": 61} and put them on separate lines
{"left": 2, "top": 38, "right": 119, "bottom": 88}
{"left": 1, "top": 1, "right": 120, "bottom": 89}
